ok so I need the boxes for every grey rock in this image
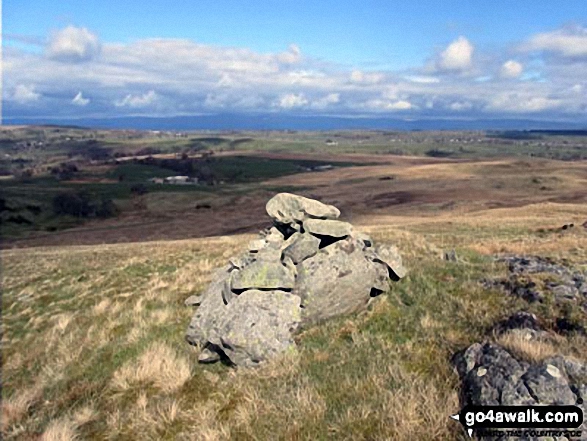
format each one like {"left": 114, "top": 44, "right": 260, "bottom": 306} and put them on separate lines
{"left": 295, "top": 238, "right": 380, "bottom": 325}
{"left": 184, "top": 294, "right": 203, "bottom": 307}
{"left": 282, "top": 233, "right": 321, "bottom": 265}
{"left": 455, "top": 342, "right": 587, "bottom": 421}
{"left": 247, "top": 239, "right": 268, "bottom": 252}
{"left": 453, "top": 342, "right": 483, "bottom": 378}
{"left": 304, "top": 219, "right": 353, "bottom": 237}
{"left": 186, "top": 266, "right": 232, "bottom": 347}
{"left": 522, "top": 363, "right": 576, "bottom": 405}
{"left": 353, "top": 231, "right": 373, "bottom": 248}
{"left": 229, "top": 254, "right": 254, "bottom": 270}
{"left": 263, "top": 226, "right": 285, "bottom": 246}
{"left": 458, "top": 343, "right": 528, "bottom": 406}
{"left": 491, "top": 311, "right": 542, "bottom": 336}
{"left": 371, "top": 244, "right": 407, "bottom": 280}
{"left": 552, "top": 284, "right": 579, "bottom": 300}
{"left": 266, "top": 192, "right": 340, "bottom": 225}
{"left": 303, "top": 218, "right": 352, "bottom": 238}
{"left": 207, "top": 290, "right": 301, "bottom": 367}
{"left": 444, "top": 249, "right": 458, "bottom": 262}
{"left": 231, "top": 259, "right": 296, "bottom": 291}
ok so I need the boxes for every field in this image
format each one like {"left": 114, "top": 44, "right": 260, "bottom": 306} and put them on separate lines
{"left": 2, "top": 126, "right": 587, "bottom": 440}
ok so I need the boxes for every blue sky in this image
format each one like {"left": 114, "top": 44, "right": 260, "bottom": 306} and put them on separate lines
{"left": 3, "top": 1, "right": 587, "bottom": 123}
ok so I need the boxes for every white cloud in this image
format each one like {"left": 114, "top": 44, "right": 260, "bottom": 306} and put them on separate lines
{"left": 449, "top": 101, "right": 472, "bottom": 111}
{"left": 349, "top": 70, "right": 384, "bottom": 84}
{"left": 487, "top": 93, "right": 562, "bottom": 113}
{"left": 115, "top": 90, "right": 158, "bottom": 108}
{"left": 12, "top": 84, "right": 40, "bottom": 103}
{"left": 405, "top": 75, "right": 440, "bottom": 84}
{"left": 436, "top": 36, "right": 474, "bottom": 72}
{"left": 500, "top": 60, "right": 523, "bottom": 79}
{"left": 523, "top": 25, "right": 587, "bottom": 58}
{"left": 72, "top": 91, "right": 90, "bottom": 106}
{"left": 46, "top": 26, "right": 101, "bottom": 62}
{"left": 278, "top": 44, "right": 302, "bottom": 64}
{"left": 278, "top": 93, "right": 308, "bottom": 109}
{"left": 365, "top": 99, "right": 413, "bottom": 111}
{"left": 311, "top": 93, "right": 340, "bottom": 109}
{"left": 571, "top": 84, "right": 583, "bottom": 93}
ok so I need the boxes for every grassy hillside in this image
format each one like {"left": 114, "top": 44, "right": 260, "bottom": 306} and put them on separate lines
{"left": 3, "top": 204, "right": 587, "bottom": 440}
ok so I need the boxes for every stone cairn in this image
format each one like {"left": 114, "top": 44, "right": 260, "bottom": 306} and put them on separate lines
{"left": 185, "top": 193, "right": 406, "bottom": 367}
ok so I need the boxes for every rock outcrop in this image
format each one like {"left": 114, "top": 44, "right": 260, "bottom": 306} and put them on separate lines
{"left": 185, "top": 193, "right": 406, "bottom": 367}
{"left": 453, "top": 342, "right": 587, "bottom": 438}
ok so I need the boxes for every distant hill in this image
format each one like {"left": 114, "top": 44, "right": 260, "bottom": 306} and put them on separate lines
{"left": 5, "top": 113, "right": 586, "bottom": 131}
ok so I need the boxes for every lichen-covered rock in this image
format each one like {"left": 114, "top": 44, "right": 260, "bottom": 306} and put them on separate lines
{"left": 231, "top": 260, "right": 296, "bottom": 291}
{"left": 282, "top": 232, "right": 321, "bottom": 265}
{"left": 206, "top": 290, "right": 301, "bottom": 367}
{"left": 295, "top": 237, "right": 380, "bottom": 325}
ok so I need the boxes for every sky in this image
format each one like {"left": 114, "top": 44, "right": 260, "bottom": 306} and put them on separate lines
{"left": 3, "top": 1, "right": 587, "bottom": 125}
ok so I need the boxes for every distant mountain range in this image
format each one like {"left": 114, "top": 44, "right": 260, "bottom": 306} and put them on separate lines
{"left": 4, "top": 113, "right": 586, "bottom": 131}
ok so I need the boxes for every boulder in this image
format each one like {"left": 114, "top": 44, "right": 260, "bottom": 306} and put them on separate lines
{"left": 282, "top": 232, "right": 321, "bottom": 264}
{"left": 206, "top": 290, "right": 301, "bottom": 367}
{"left": 266, "top": 193, "right": 340, "bottom": 225}
{"left": 295, "top": 238, "right": 381, "bottom": 325}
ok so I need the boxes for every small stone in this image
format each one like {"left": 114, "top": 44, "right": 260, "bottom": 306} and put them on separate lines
{"left": 198, "top": 348, "right": 220, "bottom": 363}
{"left": 184, "top": 294, "right": 203, "bottom": 306}
{"left": 546, "top": 364, "right": 561, "bottom": 378}
{"left": 477, "top": 367, "right": 487, "bottom": 377}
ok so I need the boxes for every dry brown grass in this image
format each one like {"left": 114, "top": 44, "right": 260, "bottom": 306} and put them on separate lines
{"left": 111, "top": 342, "right": 191, "bottom": 393}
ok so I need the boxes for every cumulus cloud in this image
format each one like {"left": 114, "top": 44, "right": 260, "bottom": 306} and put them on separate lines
{"left": 46, "top": 26, "right": 101, "bottom": 62}
{"left": 436, "top": 36, "right": 474, "bottom": 72}
{"left": 12, "top": 85, "right": 40, "bottom": 103}
{"left": 523, "top": 25, "right": 587, "bottom": 58}
{"left": 349, "top": 70, "right": 384, "bottom": 84}
{"left": 500, "top": 60, "right": 523, "bottom": 78}
{"left": 277, "top": 93, "right": 309, "bottom": 109}
{"left": 311, "top": 93, "right": 340, "bottom": 109}
{"left": 72, "top": 91, "right": 90, "bottom": 106}
{"left": 278, "top": 44, "right": 302, "bottom": 64}
{"left": 487, "top": 93, "right": 562, "bottom": 113}
{"left": 115, "top": 90, "right": 158, "bottom": 108}
{"left": 449, "top": 101, "right": 473, "bottom": 111}
{"left": 365, "top": 99, "right": 413, "bottom": 111}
